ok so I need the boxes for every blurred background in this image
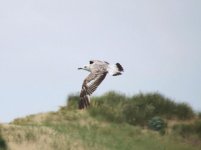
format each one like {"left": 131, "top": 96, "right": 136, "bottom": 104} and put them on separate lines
{"left": 0, "top": 0, "right": 201, "bottom": 122}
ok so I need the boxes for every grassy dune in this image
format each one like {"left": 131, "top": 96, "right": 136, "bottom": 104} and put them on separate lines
{"left": 1, "top": 92, "right": 201, "bottom": 150}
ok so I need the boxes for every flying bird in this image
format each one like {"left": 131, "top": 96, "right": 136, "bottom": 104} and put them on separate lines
{"left": 78, "top": 60, "right": 124, "bottom": 109}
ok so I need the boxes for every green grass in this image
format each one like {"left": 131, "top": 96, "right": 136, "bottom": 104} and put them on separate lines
{"left": 47, "top": 121, "right": 198, "bottom": 150}
{"left": 1, "top": 91, "right": 201, "bottom": 150}
{"left": 14, "top": 110, "right": 198, "bottom": 150}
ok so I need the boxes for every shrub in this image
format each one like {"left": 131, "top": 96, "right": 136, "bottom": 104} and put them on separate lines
{"left": 0, "top": 126, "right": 7, "bottom": 150}
{"left": 0, "top": 137, "right": 7, "bottom": 150}
{"left": 122, "top": 92, "right": 177, "bottom": 126}
{"left": 175, "top": 103, "right": 194, "bottom": 120}
{"left": 128, "top": 93, "right": 176, "bottom": 118}
{"left": 148, "top": 116, "right": 167, "bottom": 135}
{"left": 127, "top": 93, "right": 195, "bottom": 120}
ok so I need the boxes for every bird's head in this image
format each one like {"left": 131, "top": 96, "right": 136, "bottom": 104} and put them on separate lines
{"left": 78, "top": 64, "right": 90, "bottom": 72}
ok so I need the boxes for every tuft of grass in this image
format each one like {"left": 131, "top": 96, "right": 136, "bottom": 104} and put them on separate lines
{"left": 173, "top": 120, "right": 201, "bottom": 138}
{"left": 89, "top": 91, "right": 127, "bottom": 123}
{"left": 66, "top": 93, "right": 80, "bottom": 110}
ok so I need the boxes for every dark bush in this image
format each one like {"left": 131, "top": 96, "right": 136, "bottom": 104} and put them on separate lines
{"left": 148, "top": 116, "right": 167, "bottom": 135}
{"left": 0, "top": 126, "right": 7, "bottom": 150}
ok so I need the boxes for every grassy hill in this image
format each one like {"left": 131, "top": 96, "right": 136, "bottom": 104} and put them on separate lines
{"left": 1, "top": 92, "right": 201, "bottom": 150}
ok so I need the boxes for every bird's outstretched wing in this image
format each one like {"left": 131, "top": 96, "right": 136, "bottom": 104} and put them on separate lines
{"left": 79, "top": 72, "right": 107, "bottom": 109}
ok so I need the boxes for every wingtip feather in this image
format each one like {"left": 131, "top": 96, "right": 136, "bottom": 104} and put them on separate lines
{"left": 116, "top": 63, "right": 124, "bottom": 72}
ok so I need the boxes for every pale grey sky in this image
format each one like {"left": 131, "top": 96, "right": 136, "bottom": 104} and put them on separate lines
{"left": 0, "top": 0, "right": 201, "bottom": 122}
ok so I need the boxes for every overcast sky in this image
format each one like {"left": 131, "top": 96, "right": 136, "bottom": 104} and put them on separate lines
{"left": 0, "top": 0, "right": 201, "bottom": 123}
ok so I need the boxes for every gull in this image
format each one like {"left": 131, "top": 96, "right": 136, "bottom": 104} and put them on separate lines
{"left": 78, "top": 60, "right": 124, "bottom": 109}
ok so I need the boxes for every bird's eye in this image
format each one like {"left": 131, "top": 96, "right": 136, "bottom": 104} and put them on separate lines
{"left": 89, "top": 61, "right": 94, "bottom": 64}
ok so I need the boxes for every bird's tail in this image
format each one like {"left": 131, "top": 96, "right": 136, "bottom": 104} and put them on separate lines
{"left": 108, "top": 63, "right": 124, "bottom": 76}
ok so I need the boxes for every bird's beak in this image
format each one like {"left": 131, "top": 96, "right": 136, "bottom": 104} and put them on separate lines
{"left": 78, "top": 67, "right": 83, "bottom": 70}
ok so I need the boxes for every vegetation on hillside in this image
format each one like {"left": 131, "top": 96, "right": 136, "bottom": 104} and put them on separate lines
{"left": 67, "top": 91, "right": 195, "bottom": 125}
{"left": 0, "top": 125, "right": 7, "bottom": 150}
{"left": 1, "top": 91, "right": 201, "bottom": 150}
{"left": 66, "top": 91, "right": 200, "bottom": 142}
{"left": 64, "top": 92, "right": 201, "bottom": 137}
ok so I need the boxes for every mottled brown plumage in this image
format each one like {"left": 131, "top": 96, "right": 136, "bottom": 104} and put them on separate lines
{"left": 78, "top": 60, "right": 124, "bottom": 109}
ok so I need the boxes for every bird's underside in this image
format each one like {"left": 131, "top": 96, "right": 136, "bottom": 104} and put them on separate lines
{"left": 79, "top": 72, "right": 107, "bottom": 109}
